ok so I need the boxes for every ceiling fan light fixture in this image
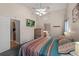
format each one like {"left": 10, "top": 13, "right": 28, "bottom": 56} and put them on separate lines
{"left": 35, "top": 12, "right": 42, "bottom": 16}
{"left": 35, "top": 8, "right": 47, "bottom": 16}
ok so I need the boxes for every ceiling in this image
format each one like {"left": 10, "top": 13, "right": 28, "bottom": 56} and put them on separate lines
{"left": 22, "top": 3, "right": 68, "bottom": 10}
{"left": 21, "top": 3, "right": 68, "bottom": 16}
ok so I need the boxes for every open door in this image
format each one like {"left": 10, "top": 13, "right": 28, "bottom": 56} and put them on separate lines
{"left": 11, "top": 20, "right": 20, "bottom": 48}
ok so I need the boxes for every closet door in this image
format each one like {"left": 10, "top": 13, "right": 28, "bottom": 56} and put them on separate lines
{"left": 0, "top": 17, "right": 10, "bottom": 53}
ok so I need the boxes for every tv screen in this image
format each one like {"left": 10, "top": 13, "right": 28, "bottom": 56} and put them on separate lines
{"left": 26, "top": 19, "right": 35, "bottom": 27}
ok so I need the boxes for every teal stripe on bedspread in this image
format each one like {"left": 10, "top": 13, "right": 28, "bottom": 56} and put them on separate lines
{"left": 50, "top": 39, "right": 59, "bottom": 56}
{"left": 39, "top": 39, "right": 59, "bottom": 56}
{"left": 39, "top": 39, "right": 53, "bottom": 56}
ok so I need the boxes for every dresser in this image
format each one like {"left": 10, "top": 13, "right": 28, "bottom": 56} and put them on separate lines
{"left": 34, "top": 28, "right": 43, "bottom": 39}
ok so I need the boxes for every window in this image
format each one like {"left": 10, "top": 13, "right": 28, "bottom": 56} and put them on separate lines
{"left": 64, "top": 20, "right": 69, "bottom": 32}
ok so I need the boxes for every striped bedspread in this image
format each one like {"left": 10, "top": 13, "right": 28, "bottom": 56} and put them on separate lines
{"left": 19, "top": 37, "right": 59, "bottom": 56}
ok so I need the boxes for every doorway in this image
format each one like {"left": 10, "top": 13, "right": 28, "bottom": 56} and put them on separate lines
{"left": 10, "top": 20, "right": 20, "bottom": 48}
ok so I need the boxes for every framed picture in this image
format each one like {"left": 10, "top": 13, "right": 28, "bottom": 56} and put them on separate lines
{"left": 26, "top": 19, "right": 35, "bottom": 27}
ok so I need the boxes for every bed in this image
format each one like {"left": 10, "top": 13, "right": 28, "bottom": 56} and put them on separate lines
{"left": 19, "top": 37, "right": 59, "bottom": 56}
{"left": 19, "top": 36, "right": 75, "bottom": 56}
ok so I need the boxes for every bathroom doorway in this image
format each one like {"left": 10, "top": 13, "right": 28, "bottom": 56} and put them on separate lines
{"left": 10, "top": 20, "right": 20, "bottom": 48}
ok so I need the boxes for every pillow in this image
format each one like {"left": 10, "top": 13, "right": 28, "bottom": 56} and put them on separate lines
{"left": 59, "top": 38, "right": 72, "bottom": 45}
{"left": 58, "top": 42, "right": 75, "bottom": 53}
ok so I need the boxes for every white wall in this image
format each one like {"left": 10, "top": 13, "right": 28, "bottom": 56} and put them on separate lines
{"left": 67, "top": 3, "right": 79, "bottom": 41}
{"left": 0, "top": 17, "right": 10, "bottom": 53}
{"left": 0, "top": 4, "right": 36, "bottom": 45}
{"left": 36, "top": 9, "right": 67, "bottom": 37}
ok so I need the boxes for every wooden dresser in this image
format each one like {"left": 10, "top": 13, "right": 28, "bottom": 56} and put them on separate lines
{"left": 34, "top": 28, "right": 43, "bottom": 39}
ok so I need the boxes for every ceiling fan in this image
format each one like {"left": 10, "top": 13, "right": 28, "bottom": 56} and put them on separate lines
{"left": 34, "top": 4, "right": 49, "bottom": 16}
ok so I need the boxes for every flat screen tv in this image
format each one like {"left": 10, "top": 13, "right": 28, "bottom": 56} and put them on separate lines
{"left": 26, "top": 19, "right": 35, "bottom": 27}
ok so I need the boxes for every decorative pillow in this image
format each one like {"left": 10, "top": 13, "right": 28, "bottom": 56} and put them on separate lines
{"left": 59, "top": 38, "right": 72, "bottom": 45}
{"left": 58, "top": 42, "right": 75, "bottom": 53}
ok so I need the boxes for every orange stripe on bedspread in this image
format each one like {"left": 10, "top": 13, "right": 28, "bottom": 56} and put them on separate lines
{"left": 26, "top": 37, "right": 47, "bottom": 55}
{"left": 47, "top": 40, "right": 53, "bottom": 56}
{"left": 26, "top": 37, "right": 43, "bottom": 55}
{"left": 29, "top": 37, "right": 47, "bottom": 56}
{"left": 30, "top": 37, "right": 48, "bottom": 56}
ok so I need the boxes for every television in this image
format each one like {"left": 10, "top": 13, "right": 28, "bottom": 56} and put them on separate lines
{"left": 26, "top": 19, "right": 35, "bottom": 27}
